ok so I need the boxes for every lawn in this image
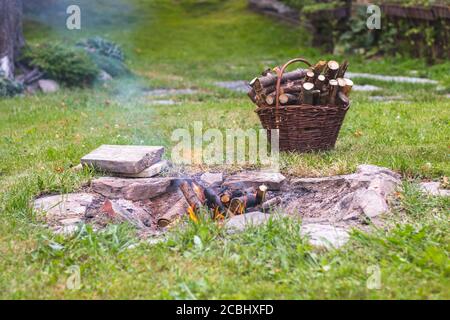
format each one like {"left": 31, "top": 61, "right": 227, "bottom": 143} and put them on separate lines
{"left": 0, "top": 0, "right": 449, "bottom": 299}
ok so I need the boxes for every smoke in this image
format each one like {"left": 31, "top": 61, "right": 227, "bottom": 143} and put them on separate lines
{"left": 23, "top": 0, "right": 135, "bottom": 36}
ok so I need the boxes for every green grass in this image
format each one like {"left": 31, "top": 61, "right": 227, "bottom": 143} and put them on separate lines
{"left": 0, "top": 0, "right": 449, "bottom": 299}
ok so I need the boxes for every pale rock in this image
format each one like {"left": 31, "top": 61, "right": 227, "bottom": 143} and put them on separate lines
{"left": 353, "top": 189, "right": 388, "bottom": 218}
{"left": 225, "top": 211, "right": 273, "bottom": 233}
{"left": 301, "top": 224, "right": 349, "bottom": 248}
{"left": 200, "top": 172, "right": 223, "bottom": 187}
{"left": 91, "top": 177, "right": 172, "bottom": 201}
{"left": 224, "top": 171, "right": 286, "bottom": 191}
{"left": 81, "top": 145, "right": 164, "bottom": 174}
{"left": 98, "top": 70, "right": 113, "bottom": 81}
{"left": 419, "top": 182, "right": 450, "bottom": 197}
{"left": 118, "top": 160, "right": 170, "bottom": 178}
{"left": 38, "top": 79, "right": 60, "bottom": 93}
{"left": 33, "top": 193, "right": 94, "bottom": 220}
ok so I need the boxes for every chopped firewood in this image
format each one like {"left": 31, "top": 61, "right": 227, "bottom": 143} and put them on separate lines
{"left": 256, "top": 185, "right": 268, "bottom": 204}
{"left": 343, "top": 78, "right": 353, "bottom": 96}
{"left": 305, "top": 69, "right": 316, "bottom": 82}
{"left": 247, "top": 89, "right": 257, "bottom": 103}
{"left": 249, "top": 58, "right": 352, "bottom": 108}
{"left": 261, "top": 196, "right": 282, "bottom": 212}
{"left": 313, "top": 60, "right": 327, "bottom": 75}
{"left": 312, "top": 90, "right": 321, "bottom": 105}
{"left": 157, "top": 198, "right": 187, "bottom": 228}
{"left": 279, "top": 93, "right": 298, "bottom": 105}
{"left": 179, "top": 181, "right": 203, "bottom": 213}
{"left": 324, "top": 61, "right": 340, "bottom": 80}
{"left": 336, "top": 60, "right": 349, "bottom": 79}
{"left": 251, "top": 68, "right": 306, "bottom": 91}
{"left": 337, "top": 78, "right": 346, "bottom": 92}
{"left": 301, "top": 82, "right": 315, "bottom": 105}
{"left": 328, "top": 79, "right": 338, "bottom": 105}
{"left": 314, "top": 74, "right": 326, "bottom": 90}
{"left": 337, "top": 91, "right": 349, "bottom": 107}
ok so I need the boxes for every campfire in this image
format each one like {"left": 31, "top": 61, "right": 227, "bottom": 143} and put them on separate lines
{"left": 157, "top": 179, "right": 280, "bottom": 228}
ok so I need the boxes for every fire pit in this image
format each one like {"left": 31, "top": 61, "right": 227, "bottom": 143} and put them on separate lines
{"left": 157, "top": 179, "right": 274, "bottom": 228}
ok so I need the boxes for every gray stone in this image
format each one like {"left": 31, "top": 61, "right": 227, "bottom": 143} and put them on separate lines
{"left": 118, "top": 160, "right": 170, "bottom": 178}
{"left": 346, "top": 72, "right": 438, "bottom": 84}
{"left": 144, "top": 88, "right": 197, "bottom": 97}
{"left": 214, "top": 81, "right": 250, "bottom": 93}
{"left": 91, "top": 177, "right": 172, "bottom": 201}
{"left": 225, "top": 211, "right": 272, "bottom": 233}
{"left": 287, "top": 165, "right": 401, "bottom": 222}
{"left": 34, "top": 193, "right": 94, "bottom": 220}
{"left": 353, "top": 85, "right": 381, "bottom": 92}
{"left": 81, "top": 145, "right": 164, "bottom": 174}
{"left": 200, "top": 172, "right": 223, "bottom": 187}
{"left": 38, "top": 79, "right": 60, "bottom": 93}
{"left": 419, "top": 182, "right": 450, "bottom": 197}
{"left": 301, "top": 224, "right": 349, "bottom": 248}
{"left": 353, "top": 189, "right": 388, "bottom": 218}
{"left": 223, "top": 171, "right": 286, "bottom": 191}
{"left": 98, "top": 70, "right": 113, "bottom": 81}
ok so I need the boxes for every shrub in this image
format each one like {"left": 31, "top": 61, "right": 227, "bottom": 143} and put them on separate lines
{"left": 20, "top": 43, "right": 99, "bottom": 87}
{"left": 77, "top": 37, "right": 125, "bottom": 61}
{"left": 77, "top": 37, "right": 130, "bottom": 78}
{"left": 0, "top": 71, "right": 23, "bottom": 97}
{"left": 87, "top": 52, "right": 130, "bottom": 78}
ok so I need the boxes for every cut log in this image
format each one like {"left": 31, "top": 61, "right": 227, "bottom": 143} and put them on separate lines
{"left": 179, "top": 181, "right": 203, "bottom": 212}
{"left": 247, "top": 88, "right": 257, "bottom": 103}
{"left": 328, "top": 79, "right": 338, "bottom": 105}
{"left": 314, "top": 74, "right": 326, "bottom": 90}
{"left": 157, "top": 197, "right": 188, "bottom": 228}
{"left": 313, "top": 60, "right": 327, "bottom": 75}
{"left": 337, "top": 78, "right": 346, "bottom": 92}
{"left": 301, "top": 82, "right": 314, "bottom": 105}
{"left": 279, "top": 93, "right": 297, "bottom": 105}
{"left": 252, "top": 68, "right": 306, "bottom": 91}
{"left": 324, "top": 61, "right": 339, "bottom": 80}
{"left": 312, "top": 90, "right": 321, "bottom": 105}
{"left": 343, "top": 78, "right": 353, "bottom": 96}
{"left": 305, "top": 69, "right": 316, "bottom": 82}
{"left": 336, "top": 60, "right": 349, "bottom": 79}
{"left": 337, "top": 91, "right": 349, "bottom": 107}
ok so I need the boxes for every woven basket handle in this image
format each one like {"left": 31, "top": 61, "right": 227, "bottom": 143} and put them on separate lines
{"left": 275, "top": 58, "right": 313, "bottom": 127}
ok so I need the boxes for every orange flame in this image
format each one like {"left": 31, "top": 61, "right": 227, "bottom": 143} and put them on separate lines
{"left": 187, "top": 205, "right": 198, "bottom": 223}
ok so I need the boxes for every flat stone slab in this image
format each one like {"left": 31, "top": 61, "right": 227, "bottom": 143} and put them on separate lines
{"left": 34, "top": 193, "right": 94, "bottom": 219}
{"left": 214, "top": 81, "right": 250, "bottom": 93}
{"left": 346, "top": 72, "right": 438, "bottom": 84}
{"left": 225, "top": 211, "right": 273, "bottom": 233}
{"left": 353, "top": 84, "right": 381, "bottom": 92}
{"left": 301, "top": 224, "right": 349, "bottom": 249}
{"left": 223, "top": 171, "right": 286, "bottom": 191}
{"left": 419, "top": 182, "right": 450, "bottom": 197}
{"left": 91, "top": 177, "right": 172, "bottom": 201}
{"left": 117, "top": 160, "right": 170, "bottom": 178}
{"left": 81, "top": 145, "right": 164, "bottom": 174}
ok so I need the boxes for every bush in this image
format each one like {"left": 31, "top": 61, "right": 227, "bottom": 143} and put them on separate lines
{"left": 77, "top": 37, "right": 130, "bottom": 78}
{"left": 77, "top": 37, "right": 125, "bottom": 61}
{"left": 0, "top": 71, "right": 23, "bottom": 97}
{"left": 20, "top": 43, "right": 99, "bottom": 87}
{"left": 87, "top": 52, "right": 130, "bottom": 78}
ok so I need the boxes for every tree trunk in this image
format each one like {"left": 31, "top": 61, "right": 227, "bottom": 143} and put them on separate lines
{"left": 0, "top": 0, "right": 25, "bottom": 78}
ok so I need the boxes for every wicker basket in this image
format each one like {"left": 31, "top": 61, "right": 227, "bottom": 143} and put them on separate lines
{"left": 255, "top": 57, "right": 350, "bottom": 153}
